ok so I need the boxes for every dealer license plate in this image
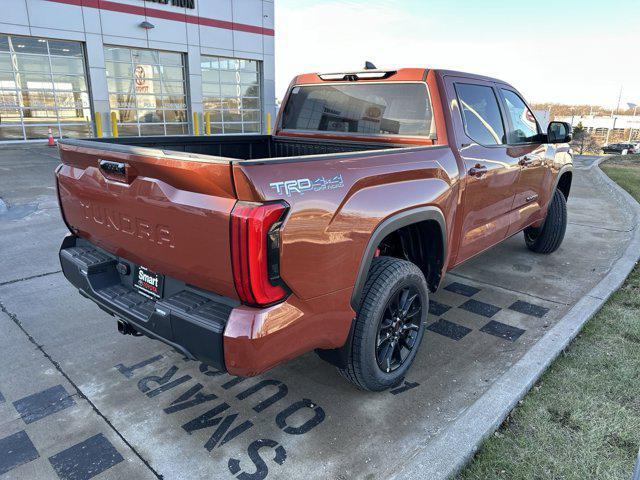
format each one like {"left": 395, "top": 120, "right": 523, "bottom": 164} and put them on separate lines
{"left": 133, "top": 265, "right": 164, "bottom": 299}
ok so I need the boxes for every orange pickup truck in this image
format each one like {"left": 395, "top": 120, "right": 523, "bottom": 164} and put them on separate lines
{"left": 56, "top": 66, "right": 573, "bottom": 391}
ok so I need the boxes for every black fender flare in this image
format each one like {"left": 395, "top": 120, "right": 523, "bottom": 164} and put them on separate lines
{"left": 350, "top": 206, "right": 447, "bottom": 310}
{"left": 553, "top": 164, "right": 573, "bottom": 198}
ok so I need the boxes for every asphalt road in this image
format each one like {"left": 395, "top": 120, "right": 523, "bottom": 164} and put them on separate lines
{"left": 0, "top": 146, "right": 635, "bottom": 480}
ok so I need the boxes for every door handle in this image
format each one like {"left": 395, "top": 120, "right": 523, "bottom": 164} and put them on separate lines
{"left": 519, "top": 156, "right": 533, "bottom": 166}
{"left": 468, "top": 165, "right": 487, "bottom": 177}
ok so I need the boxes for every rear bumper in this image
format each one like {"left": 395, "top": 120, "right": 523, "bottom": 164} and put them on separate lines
{"left": 60, "top": 236, "right": 356, "bottom": 376}
{"left": 59, "top": 235, "right": 236, "bottom": 371}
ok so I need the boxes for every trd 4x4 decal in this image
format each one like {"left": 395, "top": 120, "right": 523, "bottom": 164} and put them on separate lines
{"left": 269, "top": 174, "right": 344, "bottom": 196}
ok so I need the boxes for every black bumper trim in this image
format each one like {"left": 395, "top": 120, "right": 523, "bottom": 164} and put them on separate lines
{"left": 59, "top": 236, "right": 234, "bottom": 371}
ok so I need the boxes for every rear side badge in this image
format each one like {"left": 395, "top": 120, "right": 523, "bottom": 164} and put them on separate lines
{"left": 270, "top": 174, "right": 344, "bottom": 196}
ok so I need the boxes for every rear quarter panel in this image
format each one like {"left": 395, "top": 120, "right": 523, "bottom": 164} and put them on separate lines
{"left": 233, "top": 146, "right": 461, "bottom": 301}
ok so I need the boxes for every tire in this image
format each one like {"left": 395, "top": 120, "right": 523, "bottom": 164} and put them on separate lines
{"left": 524, "top": 188, "right": 567, "bottom": 254}
{"left": 339, "top": 256, "right": 428, "bottom": 391}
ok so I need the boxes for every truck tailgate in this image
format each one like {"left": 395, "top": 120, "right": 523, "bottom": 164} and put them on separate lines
{"left": 56, "top": 141, "right": 238, "bottom": 299}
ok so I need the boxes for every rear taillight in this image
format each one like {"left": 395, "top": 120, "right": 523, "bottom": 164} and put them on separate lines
{"left": 230, "top": 201, "right": 289, "bottom": 307}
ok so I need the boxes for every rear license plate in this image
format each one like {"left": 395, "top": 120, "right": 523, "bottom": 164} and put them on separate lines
{"left": 134, "top": 266, "right": 164, "bottom": 299}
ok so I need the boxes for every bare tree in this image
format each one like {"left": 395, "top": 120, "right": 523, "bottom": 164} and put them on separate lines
{"left": 571, "top": 122, "right": 601, "bottom": 154}
{"left": 531, "top": 103, "right": 608, "bottom": 119}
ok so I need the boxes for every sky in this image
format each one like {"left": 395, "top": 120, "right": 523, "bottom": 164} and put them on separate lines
{"left": 274, "top": 0, "right": 640, "bottom": 108}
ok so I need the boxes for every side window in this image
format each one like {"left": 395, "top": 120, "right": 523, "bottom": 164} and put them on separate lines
{"left": 455, "top": 83, "right": 506, "bottom": 146}
{"left": 501, "top": 89, "right": 540, "bottom": 144}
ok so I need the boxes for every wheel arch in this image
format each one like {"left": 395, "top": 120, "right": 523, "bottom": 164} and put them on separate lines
{"left": 350, "top": 206, "right": 446, "bottom": 310}
{"left": 555, "top": 166, "right": 573, "bottom": 200}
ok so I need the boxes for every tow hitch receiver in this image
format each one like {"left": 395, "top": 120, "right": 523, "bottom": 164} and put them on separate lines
{"left": 117, "top": 319, "right": 141, "bottom": 336}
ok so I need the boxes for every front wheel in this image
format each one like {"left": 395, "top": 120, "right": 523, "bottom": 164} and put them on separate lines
{"left": 524, "top": 188, "right": 567, "bottom": 254}
{"left": 339, "top": 257, "right": 428, "bottom": 391}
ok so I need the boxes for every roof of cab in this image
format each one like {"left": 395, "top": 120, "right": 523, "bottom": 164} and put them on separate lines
{"left": 292, "top": 67, "right": 509, "bottom": 86}
{"left": 294, "top": 68, "right": 428, "bottom": 84}
{"left": 435, "top": 69, "right": 509, "bottom": 85}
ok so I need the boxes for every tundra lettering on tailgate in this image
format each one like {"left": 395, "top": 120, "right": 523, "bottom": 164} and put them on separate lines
{"left": 78, "top": 200, "right": 175, "bottom": 248}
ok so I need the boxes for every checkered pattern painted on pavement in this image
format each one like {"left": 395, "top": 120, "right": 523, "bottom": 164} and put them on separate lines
{"left": 427, "top": 280, "right": 550, "bottom": 343}
{"left": 0, "top": 279, "right": 552, "bottom": 479}
{"left": 0, "top": 383, "right": 123, "bottom": 479}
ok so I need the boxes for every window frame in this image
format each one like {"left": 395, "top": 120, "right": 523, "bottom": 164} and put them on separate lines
{"left": 200, "top": 54, "right": 263, "bottom": 135}
{"left": 0, "top": 33, "right": 94, "bottom": 141}
{"left": 453, "top": 80, "right": 507, "bottom": 148}
{"left": 278, "top": 81, "right": 436, "bottom": 140}
{"left": 497, "top": 87, "right": 543, "bottom": 146}
{"left": 104, "top": 45, "right": 189, "bottom": 137}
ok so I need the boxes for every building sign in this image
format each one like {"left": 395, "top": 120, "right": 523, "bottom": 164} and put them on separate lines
{"left": 144, "top": 0, "right": 195, "bottom": 8}
{"left": 134, "top": 65, "right": 150, "bottom": 94}
{"left": 134, "top": 65, "right": 154, "bottom": 94}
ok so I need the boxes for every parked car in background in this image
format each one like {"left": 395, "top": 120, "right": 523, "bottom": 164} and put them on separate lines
{"left": 602, "top": 143, "right": 637, "bottom": 155}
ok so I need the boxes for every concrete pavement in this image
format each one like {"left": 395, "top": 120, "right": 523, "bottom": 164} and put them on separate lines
{"left": 0, "top": 148, "right": 636, "bottom": 480}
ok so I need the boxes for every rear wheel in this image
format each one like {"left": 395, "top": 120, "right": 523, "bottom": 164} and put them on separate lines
{"left": 524, "top": 188, "right": 567, "bottom": 254}
{"left": 339, "top": 257, "right": 428, "bottom": 391}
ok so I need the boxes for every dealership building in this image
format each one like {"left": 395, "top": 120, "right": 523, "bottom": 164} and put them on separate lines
{"left": 0, "top": 0, "right": 275, "bottom": 142}
{"left": 555, "top": 114, "right": 640, "bottom": 143}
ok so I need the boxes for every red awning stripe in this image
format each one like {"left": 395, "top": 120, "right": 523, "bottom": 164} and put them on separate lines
{"left": 45, "top": 0, "right": 275, "bottom": 36}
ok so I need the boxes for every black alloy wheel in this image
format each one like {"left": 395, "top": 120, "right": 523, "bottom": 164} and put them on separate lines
{"left": 376, "top": 285, "right": 422, "bottom": 373}
{"left": 337, "top": 256, "right": 428, "bottom": 391}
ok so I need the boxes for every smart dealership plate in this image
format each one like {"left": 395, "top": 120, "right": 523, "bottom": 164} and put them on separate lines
{"left": 134, "top": 265, "right": 164, "bottom": 299}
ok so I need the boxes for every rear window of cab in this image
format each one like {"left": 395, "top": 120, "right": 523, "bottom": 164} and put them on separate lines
{"left": 281, "top": 83, "right": 435, "bottom": 137}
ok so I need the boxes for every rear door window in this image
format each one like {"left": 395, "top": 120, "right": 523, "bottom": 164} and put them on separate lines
{"left": 500, "top": 89, "right": 541, "bottom": 144}
{"left": 281, "top": 83, "right": 434, "bottom": 137}
{"left": 454, "top": 83, "right": 506, "bottom": 145}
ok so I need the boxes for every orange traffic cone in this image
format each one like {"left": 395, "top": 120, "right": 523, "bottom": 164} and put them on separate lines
{"left": 47, "top": 127, "right": 56, "bottom": 147}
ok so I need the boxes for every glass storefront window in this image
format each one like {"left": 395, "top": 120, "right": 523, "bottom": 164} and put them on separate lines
{"left": 48, "top": 40, "right": 84, "bottom": 57}
{"left": 13, "top": 37, "right": 49, "bottom": 55}
{"left": 0, "top": 34, "right": 92, "bottom": 141}
{"left": 165, "top": 123, "right": 187, "bottom": 135}
{"left": 105, "top": 45, "right": 188, "bottom": 136}
{"left": 0, "top": 53, "right": 12, "bottom": 71}
{"left": 51, "top": 57, "right": 84, "bottom": 74}
{"left": 201, "top": 55, "right": 262, "bottom": 134}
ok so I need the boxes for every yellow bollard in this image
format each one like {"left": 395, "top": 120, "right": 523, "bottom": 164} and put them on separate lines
{"left": 94, "top": 112, "right": 103, "bottom": 138}
{"left": 266, "top": 112, "right": 272, "bottom": 135}
{"left": 110, "top": 111, "right": 118, "bottom": 138}
{"left": 193, "top": 111, "right": 199, "bottom": 136}
{"left": 204, "top": 112, "right": 211, "bottom": 135}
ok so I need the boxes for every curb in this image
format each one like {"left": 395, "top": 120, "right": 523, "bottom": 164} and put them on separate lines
{"left": 0, "top": 141, "right": 50, "bottom": 149}
{"left": 393, "top": 159, "right": 640, "bottom": 480}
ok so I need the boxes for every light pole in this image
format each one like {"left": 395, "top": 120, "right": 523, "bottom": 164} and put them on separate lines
{"left": 606, "top": 116, "right": 617, "bottom": 145}
{"left": 628, "top": 103, "right": 638, "bottom": 142}
{"left": 615, "top": 86, "right": 623, "bottom": 115}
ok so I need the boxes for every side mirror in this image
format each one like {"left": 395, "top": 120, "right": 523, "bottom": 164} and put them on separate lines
{"left": 547, "top": 121, "right": 572, "bottom": 143}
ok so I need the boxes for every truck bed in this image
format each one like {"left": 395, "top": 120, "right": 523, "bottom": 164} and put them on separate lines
{"left": 56, "top": 133, "right": 435, "bottom": 301}
{"left": 68, "top": 134, "right": 401, "bottom": 162}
